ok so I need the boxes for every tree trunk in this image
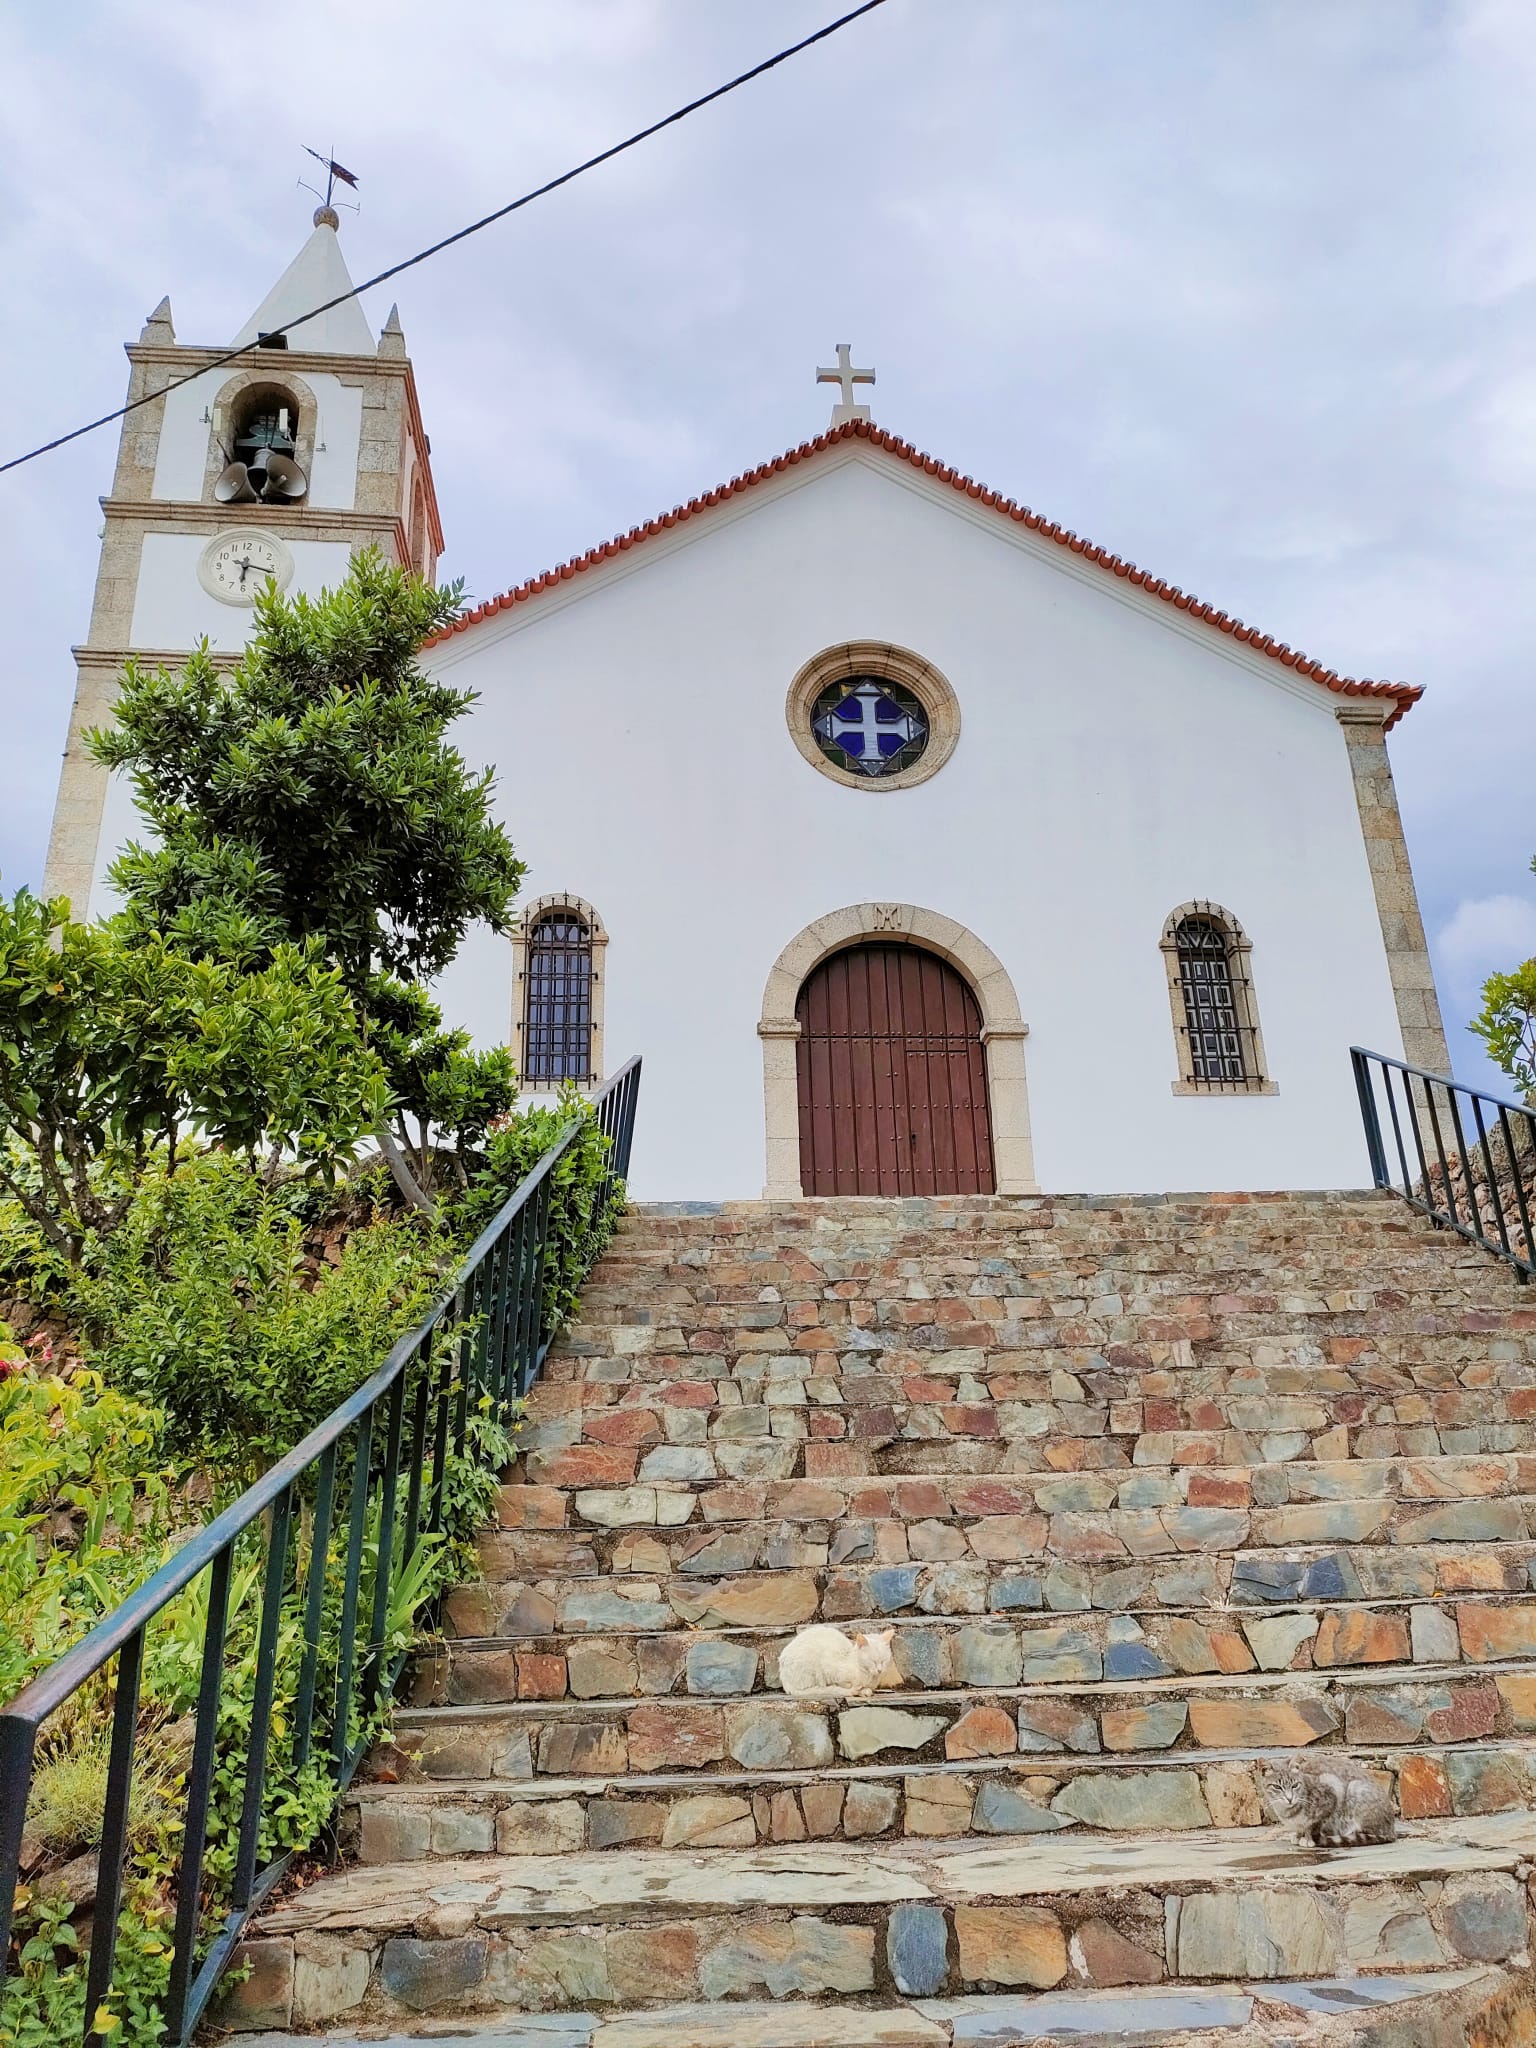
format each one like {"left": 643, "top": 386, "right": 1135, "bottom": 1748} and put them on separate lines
{"left": 376, "top": 1123, "right": 434, "bottom": 1215}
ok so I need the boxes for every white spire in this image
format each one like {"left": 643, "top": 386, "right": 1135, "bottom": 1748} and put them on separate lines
{"left": 232, "top": 210, "right": 375, "bottom": 356}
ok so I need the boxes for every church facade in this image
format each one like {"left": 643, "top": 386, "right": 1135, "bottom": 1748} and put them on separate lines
{"left": 48, "top": 218, "right": 1449, "bottom": 1202}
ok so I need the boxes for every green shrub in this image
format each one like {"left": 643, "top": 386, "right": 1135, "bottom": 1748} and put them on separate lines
{"left": 1, "top": 1881, "right": 171, "bottom": 2048}
{"left": 0, "top": 1356, "right": 172, "bottom": 1700}
{"left": 77, "top": 1153, "right": 446, "bottom": 1492}
{"left": 453, "top": 1088, "right": 622, "bottom": 1337}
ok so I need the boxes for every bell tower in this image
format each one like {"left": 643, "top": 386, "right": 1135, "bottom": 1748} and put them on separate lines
{"left": 44, "top": 207, "right": 443, "bottom": 914}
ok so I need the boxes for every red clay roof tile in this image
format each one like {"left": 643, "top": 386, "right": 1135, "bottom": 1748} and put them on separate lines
{"left": 426, "top": 420, "right": 1420, "bottom": 727}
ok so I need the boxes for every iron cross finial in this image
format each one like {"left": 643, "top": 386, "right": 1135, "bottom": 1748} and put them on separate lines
{"left": 816, "top": 343, "right": 875, "bottom": 426}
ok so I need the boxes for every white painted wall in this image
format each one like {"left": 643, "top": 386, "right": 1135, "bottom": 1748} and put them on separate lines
{"left": 428, "top": 446, "right": 1407, "bottom": 1201}
{"left": 307, "top": 382, "right": 363, "bottom": 511}
{"left": 128, "top": 534, "right": 354, "bottom": 651}
{"left": 151, "top": 369, "right": 362, "bottom": 511}
{"left": 149, "top": 365, "right": 227, "bottom": 500}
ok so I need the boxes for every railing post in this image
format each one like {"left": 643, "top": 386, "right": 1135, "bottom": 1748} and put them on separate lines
{"left": 83, "top": 1625, "right": 146, "bottom": 2043}
{"left": 0, "top": 1712, "right": 39, "bottom": 1993}
{"left": 1351, "top": 1048, "right": 1388, "bottom": 1188}
{"left": 232, "top": 1489, "right": 293, "bottom": 1911}
{"left": 164, "top": 1547, "right": 232, "bottom": 2040}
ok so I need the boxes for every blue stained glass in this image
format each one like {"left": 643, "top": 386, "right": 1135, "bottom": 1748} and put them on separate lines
{"left": 809, "top": 677, "right": 929, "bottom": 778}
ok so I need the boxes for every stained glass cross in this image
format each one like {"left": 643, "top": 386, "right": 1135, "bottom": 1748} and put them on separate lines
{"left": 814, "top": 681, "right": 923, "bottom": 774}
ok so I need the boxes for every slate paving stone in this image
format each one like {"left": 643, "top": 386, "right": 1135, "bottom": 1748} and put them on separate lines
{"left": 1440, "top": 1877, "right": 1529, "bottom": 1960}
{"left": 685, "top": 1638, "right": 759, "bottom": 1696}
{"left": 838, "top": 1706, "right": 947, "bottom": 1759}
{"left": 886, "top": 1902, "right": 950, "bottom": 1996}
{"left": 1016, "top": 1699, "right": 1101, "bottom": 1754}
{"left": 1174, "top": 1891, "right": 1335, "bottom": 1978}
{"left": 953, "top": 1624, "right": 1022, "bottom": 1687}
{"left": 954, "top": 1905, "right": 1069, "bottom": 1988}
{"left": 1445, "top": 1748, "right": 1525, "bottom": 1813}
{"left": 379, "top": 1934, "right": 488, "bottom": 2011}
{"left": 1101, "top": 1701, "right": 1189, "bottom": 1751}
{"left": 869, "top": 1567, "right": 923, "bottom": 1612}
{"left": 971, "top": 1780, "right": 1070, "bottom": 1834}
{"left": 1410, "top": 1602, "right": 1460, "bottom": 1664}
{"left": 597, "top": 2008, "right": 945, "bottom": 2047}
{"left": 699, "top": 1919, "right": 875, "bottom": 1998}
{"left": 1052, "top": 1770, "right": 1210, "bottom": 1831}
{"left": 1104, "top": 1615, "right": 1172, "bottom": 1679}
{"left": 923, "top": 1988, "right": 1255, "bottom": 2041}
{"left": 727, "top": 1704, "right": 833, "bottom": 1771}
{"left": 1241, "top": 1612, "right": 1319, "bottom": 1670}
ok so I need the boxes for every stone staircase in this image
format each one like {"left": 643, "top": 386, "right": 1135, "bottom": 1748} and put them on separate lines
{"left": 235, "top": 1191, "right": 1536, "bottom": 2046}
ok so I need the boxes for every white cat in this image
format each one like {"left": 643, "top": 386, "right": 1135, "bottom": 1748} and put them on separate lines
{"left": 777, "top": 1624, "right": 896, "bottom": 1702}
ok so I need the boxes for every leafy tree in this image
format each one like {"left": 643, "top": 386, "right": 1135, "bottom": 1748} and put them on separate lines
{"left": 1471, "top": 960, "right": 1536, "bottom": 1100}
{"left": 87, "top": 551, "right": 526, "bottom": 1209}
{"left": 367, "top": 976, "right": 516, "bottom": 1200}
{"left": 0, "top": 889, "right": 386, "bottom": 1262}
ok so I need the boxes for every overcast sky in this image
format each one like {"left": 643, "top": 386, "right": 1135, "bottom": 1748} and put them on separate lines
{"left": 3, "top": 0, "right": 1534, "bottom": 1095}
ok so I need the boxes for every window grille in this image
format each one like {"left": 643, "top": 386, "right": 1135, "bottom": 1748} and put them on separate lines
{"left": 1161, "top": 903, "right": 1270, "bottom": 1093}
{"left": 524, "top": 910, "right": 594, "bottom": 1083}
{"left": 1176, "top": 917, "right": 1249, "bottom": 1083}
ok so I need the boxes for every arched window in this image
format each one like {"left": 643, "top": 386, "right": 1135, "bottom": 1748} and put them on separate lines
{"left": 209, "top": 379, "right": 310, "bottom": 505}
{"left": 1160, "top": 903, "right": 1273, "bottom": 1095}
{"left": 512, "top": 896, "right": 608, "bottom": 1088}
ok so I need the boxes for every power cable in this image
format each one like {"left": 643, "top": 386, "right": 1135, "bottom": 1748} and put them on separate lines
{"left": 0, "top": 0, "right": 890, "bottom": 478}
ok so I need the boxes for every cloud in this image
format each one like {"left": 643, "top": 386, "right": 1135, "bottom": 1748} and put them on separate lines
{"left": 1438, "top": 893, "right": 1536, "bottom": 982}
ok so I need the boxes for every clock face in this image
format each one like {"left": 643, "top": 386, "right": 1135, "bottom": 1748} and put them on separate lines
{"left": 199, "top": 530, "right": 294, "bottom": 606}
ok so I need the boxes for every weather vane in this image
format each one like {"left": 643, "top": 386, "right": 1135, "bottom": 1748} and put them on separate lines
{"left": 299, "top": 146, "right": 360, "bottom": 223}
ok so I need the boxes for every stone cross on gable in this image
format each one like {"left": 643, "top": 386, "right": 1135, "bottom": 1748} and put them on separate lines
{"left": 817, "top": 342, "right": 875, "bottom": 426}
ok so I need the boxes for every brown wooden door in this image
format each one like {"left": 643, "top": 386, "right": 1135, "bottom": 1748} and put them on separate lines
{"left": 796, "top": 943, "right": 996, "bottom": 1196}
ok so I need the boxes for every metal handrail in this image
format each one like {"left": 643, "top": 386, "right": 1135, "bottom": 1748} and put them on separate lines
{"left": 0, "top": 1056, "right": 641, "bottom": 2044}
{"left": 1351, "top": 1046, "right": 1535, "bottom": 1282}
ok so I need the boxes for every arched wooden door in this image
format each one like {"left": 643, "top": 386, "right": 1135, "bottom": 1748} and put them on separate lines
{"left": 796, "top": 942, "right": 996, "bottom": 1196}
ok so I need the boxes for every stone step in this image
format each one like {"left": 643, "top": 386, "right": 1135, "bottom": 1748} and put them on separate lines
{"left": 494, "top": 1462, "right": 1536, "bottom": 1556}
{"left": 505, "top": 1457, "right": 1536, "bottom": 1520}
{"left": 526, "top": 1367, "right": 1536, "bottom": 1422}
{"left": 578, "top": 1271, "right": 1519, "bottom": 1312}
{"left": 390, "top": 1659, "right": 1536, "bottom": 1783}
{"left": 248, "top": 1814, "right": 1533, "bottom": 2023}
{"left": 457, "top": 1542, "right": 1536, "bottom": 1639}
{"left": 348, "top": 1738, "right": 1536, "bottom": 1862}
{"left": 550, "top": 1322, "right": 1536, "bottom": 1373}
{"left": 480, "top": 1497, "right": 1536, "bottom": 1593}
{"left": 568, "top": 1276, "right": 1531, "bottom": 1325}
{"left": 520, "top": 1417, "right": 1536, "bottom": 1488}
{"left": 607, "top": 1191, "right": 1466, "bottom": 1248}
{"left": 423, "top": 1595, "right": 1536, "bottom": 1695}
{"left": 224, "top": 1971, "right": 1509, "bottom": 2046}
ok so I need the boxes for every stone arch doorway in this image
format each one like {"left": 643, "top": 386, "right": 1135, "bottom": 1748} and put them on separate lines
{"left": 759, "top": 903, "right": 1037, "bottom": 1198}
{"left": 797, "top": 941, "right": 994, "bottom": 1196}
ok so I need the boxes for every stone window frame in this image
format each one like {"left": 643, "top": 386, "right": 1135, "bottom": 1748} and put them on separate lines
{"left": 785, "top": 640, "right": 961, "bottom": 793}
{"left": 201, "top": 366, "right": 320, "bottom": 502}
{"left": 1160, "top": 900, "right": 1277, "bottom": 1097}
{"left": 758, "top": 900, "right": 1036, "bottom": 1196}
{"left": 510, "top": 893, "right": 608, "bottom": 1092}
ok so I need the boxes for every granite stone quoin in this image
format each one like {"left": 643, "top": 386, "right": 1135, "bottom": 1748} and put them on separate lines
{"left": 231, "top": 1191, "right": 1536, "bottom": 2042}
